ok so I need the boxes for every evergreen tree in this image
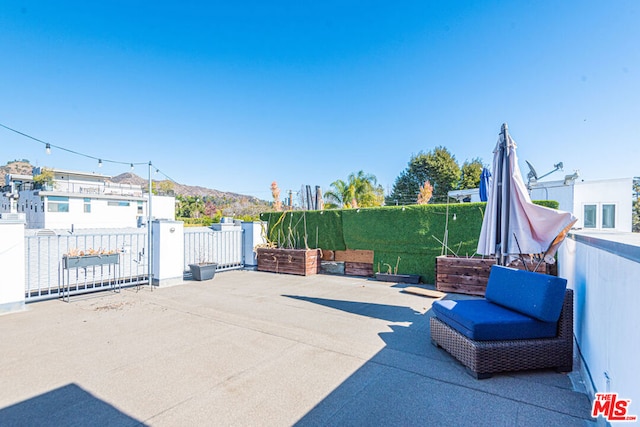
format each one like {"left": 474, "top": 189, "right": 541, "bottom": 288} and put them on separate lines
{"left": 387, "top": 146, "right": 461, "bottom": 204}
{"left": 459, "top": 158, "right": 484, "bottom": 190}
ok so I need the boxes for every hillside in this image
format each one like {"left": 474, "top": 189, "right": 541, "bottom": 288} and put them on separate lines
{"left": 0, "top": 160, "right": 34, "bottom": 176}
{"left": 109, "top": 172, "right": 263, "bottom": 202}
{"left": 1, "top": 160, "right": 270, "bottom": 216}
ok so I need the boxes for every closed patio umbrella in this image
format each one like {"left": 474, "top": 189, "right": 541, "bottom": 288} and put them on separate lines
{"left": 479, "top": 167, "right": 491, "bottom": 202}
{"left": 477, "top": 123, "right": 577, "bottom": 265}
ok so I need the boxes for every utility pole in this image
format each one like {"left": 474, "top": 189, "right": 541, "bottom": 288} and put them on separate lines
{"left": 148, "top": 161, "right": 153, "bottom": 290}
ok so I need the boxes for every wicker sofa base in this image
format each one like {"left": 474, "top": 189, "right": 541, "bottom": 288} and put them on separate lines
{"left": 430, "top": 289, "right": 574, "bottom": 379}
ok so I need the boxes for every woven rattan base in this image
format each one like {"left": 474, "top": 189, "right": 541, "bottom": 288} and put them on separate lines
{"left": 430, "top": 289, "right": 573, "bottom": 379}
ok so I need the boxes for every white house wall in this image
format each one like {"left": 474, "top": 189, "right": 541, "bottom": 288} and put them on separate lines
{"left": 572, "top": 178, "right": 632, "bottom": 232}
{"left": 7, "top": 193, "right": 175, "bottom": 229}
{"left": 43, "top": 197, "right": 143, "bottom": 229}
{"left": 558, "top": 232, "right": 640, "bottom": 404}
{"left": 18, "top": 192, "right": 45, "bottom": 229}
{"left": 151, "top": 195, "right": 176, "bottom": 221}
{"left": 3, "top": 169, "right": 176, "bottom": 230}
{"left": 529, "top": 177, "right": 632, "bottom": 232}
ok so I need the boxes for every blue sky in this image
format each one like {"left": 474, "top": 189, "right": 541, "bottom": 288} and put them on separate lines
{"left": 1, "top": 1, "right": 638, "bottom": 201}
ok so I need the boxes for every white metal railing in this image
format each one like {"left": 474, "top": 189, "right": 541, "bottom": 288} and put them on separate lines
{"left": 25, "top": 230, "right": 149, "bottom": 301}
{"left": 24, "top": 226, "right": 247, "bottom": 302}
{"left": 49, "top": 181, "right": 144, "bottom": 197}
{"left": 184, "top": 228, "right": 244, "bottom": 272}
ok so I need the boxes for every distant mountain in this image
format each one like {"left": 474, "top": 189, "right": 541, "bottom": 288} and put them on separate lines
{"left": 1, "top": 160, "right": 34, "bottom": 176}
{"left": 110, "top": 172, "right": 265, "bottom": 203}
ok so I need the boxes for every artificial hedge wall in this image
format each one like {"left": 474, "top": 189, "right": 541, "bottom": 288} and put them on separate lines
{"left": 260, "top": 210, "right": 346, "bottom": 251}
{"left": 259, "top": 200, "right": 560, "bottom": 284}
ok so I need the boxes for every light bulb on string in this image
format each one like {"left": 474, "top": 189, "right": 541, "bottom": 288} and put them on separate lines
{"left": 45, "top": 143, "right": 51, "bottom": 154}
{"left": 130, "top": 163, "right": 134, "bottom": 171}
{"left": 98, "top": 159, "right": 102, "bottom": 168}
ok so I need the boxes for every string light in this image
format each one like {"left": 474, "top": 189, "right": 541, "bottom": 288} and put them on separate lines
{"left": 0, "top": 122, "right": 177, "bottom": 184}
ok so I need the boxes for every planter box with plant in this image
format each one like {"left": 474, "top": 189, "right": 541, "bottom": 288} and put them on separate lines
{"left": 256, "top": 211, "right": 321, "bottom": 276}
{"left": 189, "top": 262, "right": 218, "bottom": 281}
{"left": 63, "top": 248, "right": 120, "bottom": 269}
{"left": 189, "top": 247, "right": 218, "bottom": 281}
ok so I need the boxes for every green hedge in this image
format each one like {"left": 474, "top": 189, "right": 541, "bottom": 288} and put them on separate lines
{"left": 259, "top": 200, "right": 559, "bottom": 284}
{"left": 342, "top": 204, "right": 484, "bottom": 283}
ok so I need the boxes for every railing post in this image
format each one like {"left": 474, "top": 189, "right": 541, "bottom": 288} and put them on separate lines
{"left": 0, "top": 216, "right": 26, "bottom": 314}
{"left": 152, "top": 220, "right": 184, "bottom": 287}
{"left": 241, "top": 221, "right": 266, "bottom": 267}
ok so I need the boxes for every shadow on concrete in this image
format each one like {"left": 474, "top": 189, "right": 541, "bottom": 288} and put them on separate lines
{"left": 283, "top": 295, "right": 423, "bottom": 323}
{"left": 0, "top": 383, "right": 145, "bottom": 427}
{"left": 284, "top": 294, "right": 592, "bottom": 427}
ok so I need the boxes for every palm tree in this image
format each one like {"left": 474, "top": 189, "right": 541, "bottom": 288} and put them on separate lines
{"left": 324, "top": 171, "right": 384, "bottom": 209}
{"left": 324, "top": 179, "right": 351, "bottom": 209}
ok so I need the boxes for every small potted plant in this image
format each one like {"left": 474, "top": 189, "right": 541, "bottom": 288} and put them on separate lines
{"left": 375, "top": 257, "right": 420, "bottom": 284}
{"left": 188, "top": 250, "right": 217, "bottom": 281}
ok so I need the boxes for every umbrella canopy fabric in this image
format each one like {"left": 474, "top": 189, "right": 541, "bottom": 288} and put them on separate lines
{"left": 477, "top": 124, "right": 577, "bottom": 265}
{"left": 479, "top": 167, "right": 491, "bottom": 202}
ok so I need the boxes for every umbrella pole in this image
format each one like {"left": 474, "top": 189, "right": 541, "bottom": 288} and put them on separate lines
{"left": 497, "top": 123, "right": 511, "bottom": 266}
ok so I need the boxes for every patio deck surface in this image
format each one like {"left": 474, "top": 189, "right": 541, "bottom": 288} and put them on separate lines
{"left": 0, "top": 270, "right": 595, "bottom": 426}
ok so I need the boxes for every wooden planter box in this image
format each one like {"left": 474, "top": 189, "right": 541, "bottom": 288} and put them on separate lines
{"left": 435, "top": 256, "right": 496, "bottom": 296}
{"left": 345, "top": 262, "right": 374, "bottom": 277}
{"left": 436, "top": 255, "right": 557, "bottom": 296}
{"left": 375, "top": 273, "right": 421, "bottom": 284}
{"left": 257, "top": 248, "right": 320, "bottom": 276}
{"left": 63, "top": 254, "right": 119, "bottom": 269}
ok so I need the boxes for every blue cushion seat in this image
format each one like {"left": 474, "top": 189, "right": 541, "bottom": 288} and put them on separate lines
{"left": 485, "top": 265, "right": 568, "bottom": 322}
{"left": 432, "top": 299, "right": 558, "bottom": 341}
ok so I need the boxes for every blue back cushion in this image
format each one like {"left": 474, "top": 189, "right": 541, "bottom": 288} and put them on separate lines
{"left": 485, "top": 265, "right": 567, "bottom": 322}
{"left": 432, "top": 299, "right": 558, "bottom": 340}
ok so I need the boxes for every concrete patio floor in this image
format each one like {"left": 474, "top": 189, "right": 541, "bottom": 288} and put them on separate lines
{"left": 0, "top": 270, "right": 594, "bottom": 426}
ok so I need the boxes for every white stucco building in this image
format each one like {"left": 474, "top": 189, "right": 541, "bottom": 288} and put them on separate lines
{"left": 1, "top": 167, "right": 175, "bottom": 230}
{"left": 528, "top": 177, "right": 633, "bottom": 232}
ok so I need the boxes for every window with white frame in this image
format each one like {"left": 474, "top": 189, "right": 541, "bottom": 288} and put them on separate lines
{"left": 602, "top": 204, "right": 615, "bottom": 229}
{"left": 47, "top": 196, "right": 69, "bottom": 213}
{"left": 584, "top": 204, "right": 597, "bottom": 228}
{"left": 84, "top": 198, "right": 91, "bottom": 213}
